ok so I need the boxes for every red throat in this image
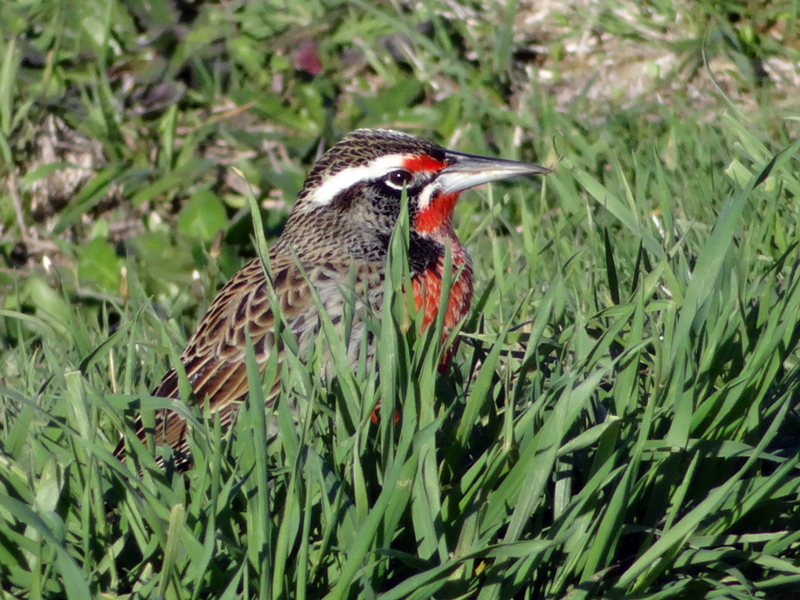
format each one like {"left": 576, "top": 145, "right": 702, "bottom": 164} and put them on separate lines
{"left": 401, "top": 154, "right": 457, "bottom": 234}
{"left": 415, "top": 191, "right": 460, "bottom": 234}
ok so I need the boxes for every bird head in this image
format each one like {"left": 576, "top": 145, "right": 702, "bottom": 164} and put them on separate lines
{"left": 281, "top": 128, "right": 550, "bottom": 259}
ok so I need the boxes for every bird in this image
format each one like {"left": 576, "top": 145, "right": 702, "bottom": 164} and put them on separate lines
{"left": 116, "top": 128, "right": 550, "bottom": 469}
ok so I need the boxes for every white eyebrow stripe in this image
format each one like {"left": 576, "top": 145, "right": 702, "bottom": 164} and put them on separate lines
{"left": 307, "top": 154, "right": 410, "bottom": 206}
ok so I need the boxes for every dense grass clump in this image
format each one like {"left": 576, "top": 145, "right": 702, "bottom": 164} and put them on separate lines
{"left": 1, "top": 0, "right": 800, "bottom": 598}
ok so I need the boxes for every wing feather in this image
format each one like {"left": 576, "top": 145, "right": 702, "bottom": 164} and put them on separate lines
{"left": 115, "top": 251, "right": 383, "bottom": 470}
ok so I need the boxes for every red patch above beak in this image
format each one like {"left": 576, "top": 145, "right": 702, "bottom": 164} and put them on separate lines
{"left": 402, "top": 154, "right": 448, "bottom": 173}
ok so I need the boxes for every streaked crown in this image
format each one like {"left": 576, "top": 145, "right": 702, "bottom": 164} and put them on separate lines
{"left": 303, "top": 129, "right": 445, "bottom": 192}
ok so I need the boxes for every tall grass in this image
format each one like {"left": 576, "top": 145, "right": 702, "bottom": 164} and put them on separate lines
{"left": 2, "top": 0, "right": 800, "bottom": 598}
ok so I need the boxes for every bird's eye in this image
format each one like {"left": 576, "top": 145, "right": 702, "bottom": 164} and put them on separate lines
{"left": 386, "top": 170, "right": 413, "bottom": 188}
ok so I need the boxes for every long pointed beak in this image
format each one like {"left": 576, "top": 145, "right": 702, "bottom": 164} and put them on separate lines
{"left": 437, "top": 150, "right": 551, "bottom": 195}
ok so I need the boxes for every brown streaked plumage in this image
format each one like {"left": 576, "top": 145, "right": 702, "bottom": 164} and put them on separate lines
{"left": 116, "top": 128, "right": 550, "bottom": 469}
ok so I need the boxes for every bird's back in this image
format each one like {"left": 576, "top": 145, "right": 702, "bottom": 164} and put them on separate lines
{"left": 127, "top": 246, "right": 386, "bottom": 463}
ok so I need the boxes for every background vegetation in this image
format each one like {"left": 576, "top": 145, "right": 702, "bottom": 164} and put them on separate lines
{"left": 1, "top": 0, "right": 800, "bottom": 598}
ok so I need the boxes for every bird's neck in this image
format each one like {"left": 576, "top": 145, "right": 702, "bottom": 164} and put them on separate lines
{"left": 411, "top": 231, "right": 473, "bottom": 336}
{"left": 414, "top": 192, "right": 459, "bottom": 235}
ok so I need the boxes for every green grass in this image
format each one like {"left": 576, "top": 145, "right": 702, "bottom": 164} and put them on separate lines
{"left": 2, "top": 0, "right": 800, "bottom": 598}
